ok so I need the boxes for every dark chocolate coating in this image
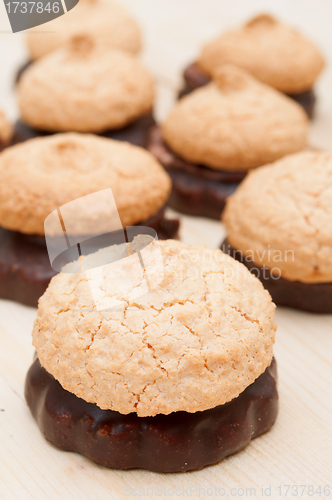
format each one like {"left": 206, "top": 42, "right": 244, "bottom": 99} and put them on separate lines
{"left": 178, "top": 62, "right": 211, "bottom": 98}
{"left": 0, "top": 228, "right": 56, "bottom": 308}
{"left": 15, "top": 60, "right": 32, "bottom": 83}
{"left": 147, "top": 126, "right": 246, "bottom": 219}
{"left": 25, "top": 357, "right": 278, "bottom": 472}
{"left": 179, "top": 62, "right": 316, "bottom": 119}
{"left": 222, "top": 239, "right": 332, "bottom": 314}
{"left": 12, "top": 112, "right": 156, "bottom": 149}
{"left": 0, "top": 139, "right": 11, "bottom": 153}
{"left": 0, "top": 208, "right": 179, "bottom": 308}
{"left": 288, "top": 89, "right": 316, "bottom": 119}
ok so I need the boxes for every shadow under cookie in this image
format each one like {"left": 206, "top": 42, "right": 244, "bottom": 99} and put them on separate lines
{"left": 25, "top": 357, "right": 278, "bottom": 473}
{"left": 179, "top": 63, "right": 316, "bottom": 119}
{"left": 221, "top": 239, "right": 332, "bottom": 314}
{"left": 0, "top": 207, "right": 179, "bottom": 308}
{"left": 147, "top": 126, "right": 246, "bottom": 219}
{"left": 12, "top": 112, "right": 156, "bottom": 149}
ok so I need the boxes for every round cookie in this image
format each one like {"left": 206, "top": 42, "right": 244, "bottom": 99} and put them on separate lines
{"left": 26, "top": 0, "right": 141, "bottom": 61}
{"left": 26, "top": 239, "right": 278, "bottom": 471}
{"left": 223, "top": 151, "right": 332, "bottom": 312}
{"left": 17, "top": 39, "right": 154, "bottom": 134}
{"left": 32, "top": 239, "right": 276, "bottom": 417}
{"left": 198, "top": 14, "right": 325, "bottom": 95}
{"left": 0, "top": 133, "right": 171, "bottom": 235}
{"left": 224, "top": 151, "right": 332, "bottom": 283}
{"left": 162, "top": 66, "right": 308, "bottom": 172}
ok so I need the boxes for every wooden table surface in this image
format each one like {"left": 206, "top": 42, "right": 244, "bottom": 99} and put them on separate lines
{"left": 0, "top": 1, "right": 331, "bottom": 499}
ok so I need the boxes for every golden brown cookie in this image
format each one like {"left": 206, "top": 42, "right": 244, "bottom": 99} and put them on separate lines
{"left": 198, "top": 14, "right": 325, "bottom": 94}
{"left": 32, "top": 238, "right": 276, "bottom": 417}
{"left": 18, "top": 39, "right": 154, "bottom": 133}
{"left": 26, "top": 0, "right": 141, "bottom": 60}
{"left": 223, "top": 151, "right": 332, "bottom": 283}
{"left": 0, "top": 133, "right": 171, "bottom": 235}
{"left": 162, "top": 65, "right": 308, "bottom": 171}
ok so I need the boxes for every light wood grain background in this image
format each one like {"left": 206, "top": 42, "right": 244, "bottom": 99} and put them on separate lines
{"left": 0, "top": 1, "right": 331, "bottom": 499}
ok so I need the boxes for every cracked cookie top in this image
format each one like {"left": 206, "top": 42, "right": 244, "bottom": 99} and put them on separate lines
{"left": 32, "top": 238, "right": 276, "bottom": 417}
{"left": 162, "top": 65, "right": 308, "bottom": 171}
{"left": 18, "top": 38, "right": 154, "bottom": 133}
{"left": 198, "top": 14, "right": 325, "bottom": 94}
{"left": 26, "top": 0, "right": 141, "bottom": 61}
{"left": 0, "top": 133, "right": 171, "bottom": 235}
{"left": 223, "top": 151, "right": 332, "bottom": 283}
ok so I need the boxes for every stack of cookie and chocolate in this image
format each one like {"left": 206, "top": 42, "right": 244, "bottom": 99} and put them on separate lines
{"left": 26, "top": 239, "right": 278, "bottom": 472}
{"left": 0, "top": 134, "right": 178, "bottom": 307}
{"left": 0, "top": 5, "right": 328, "bottom": 473}
{"left": 15, "top": 36, "right": 156, "bottom": 147}
{"left": 222, "top": 151, "right": 332, "bottom": 314}
{"left": 148, "top": 65, "right": 309, "bottom": 218}
{"left": 180, "top": 14, "right": 325, "bottom": 118}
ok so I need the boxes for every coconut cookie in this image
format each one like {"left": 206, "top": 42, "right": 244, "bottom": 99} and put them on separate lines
{"left": 180, "top": 14, "right": 325, "bottom": 118}
{"left": 148, "top": 65, "right": 308, "bottom": 219}
{"left": 0, "top": 134, "right": 178, "bottom": 307}
{"left": 223, "top": 151, "right": 332, "bottom": 313}
{"left": 15, "top": 38, "right": 155, "bottom": 148}
{"left": 17, "top": 0, "right": 141, "bottom": 79}
{"left": 25, "top": 238, "right": 278, "bottom": 472}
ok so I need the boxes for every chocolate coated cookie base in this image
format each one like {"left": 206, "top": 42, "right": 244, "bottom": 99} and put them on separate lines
{"left": 147, "top": 126, "right": 246, "bottom": 219}
{"left": 178, "top": 62, "right": 211, "bottom": 98}
{"left": 25, "top": 357, "right": 278, "bottom": 472}
{"left": 0, "top": 138, "right": 11, "bottom": 153}
{"left": 15, "top": 60, "right": 32, "bottom": 83}
{"left": 180, "top": 62, "right": 316, "bottom": 119}
{"left": 13, "top": 112, "right": 156, "bottom": 149}
{"left": 222, "top": 239, "right": 332, "bottom": 314}
{"left": 0, "top": 228, "right": 56, "bottom": 308}
{"left": 0, "top": 208, "right": 179, "bottom": 308}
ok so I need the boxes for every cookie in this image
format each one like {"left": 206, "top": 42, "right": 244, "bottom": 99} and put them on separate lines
{"left": 32, "top": 239, "right": 276, "bottom": 415}
{"left": 27, "top": 238, "right": 277, "bottom": 470}
{"left": 149, "top": 66, "right": 308, "bottom": 219}
{"left": 17, "top": 38, "right": 154, "bottom": 134}
{"left": 0, "top": 134, "right": 179, "bottom": 307}
{"left": 26, "top": 0, "right": 141, "bottom": 61}
{"left": 162, "top": 66, "right": 308, "bottom": 172}
{"left": 198, "top": 14, "right": 325, "bottom": 95}
{"left": 223, "top": 151, "right": 332, "bottom": 312}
